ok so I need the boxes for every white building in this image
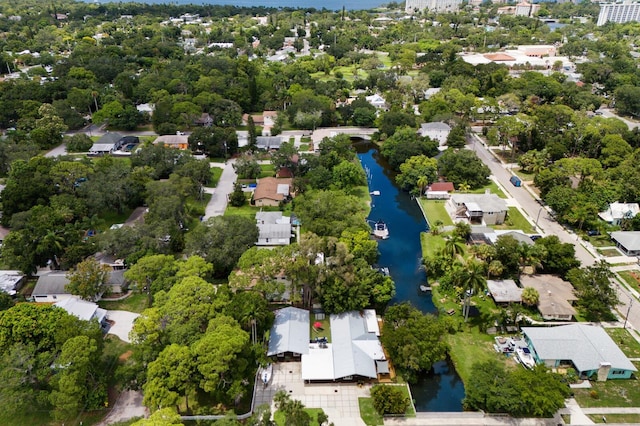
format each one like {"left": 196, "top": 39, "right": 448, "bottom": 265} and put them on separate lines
{"left": 598, "top": 202, "right": 640, "bottom": 225}
{"left": 405, "top": 0, "right": 463, "bottom": 12}
{"left": 419, "top": 122, "right": 451, "bottom": 148}
{"left": 597, "top": 1, "right": 640, "bottom": 26}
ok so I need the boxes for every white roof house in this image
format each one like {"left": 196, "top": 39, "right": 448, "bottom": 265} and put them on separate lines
{"left": 487, "top": 279, "right": 522, "bottom": 304}
{"left": 0, "top": 270, "right": 25, "bottom": 296}
{"left": 598, "top": 202, "right": 640, "bottom": 226}
{"left": 54, "top": 297, "right": 108, "bottom": 325}
{"left": 449, "top": 193, "right": 508, "bottom": 225}
{"left": 419, "top": 122, "right": 451, "bottom": 147}
{"left": 267, "top": 307, "right": 310, "bottom": 357}
{"left": 610, "top": 231, "right": 640, "bottom": 256}
{"left": 301, "top": 309, "right": 386, "bottom": 381}
{"left": 365, "top": 94, "right": 387, "bottom": 110}
{"left": 523, "top": 324, "right": 637, "bottom": 379}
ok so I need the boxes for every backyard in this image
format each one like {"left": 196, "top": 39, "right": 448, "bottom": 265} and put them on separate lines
{"left": 99, "top": 292, "right": 148, "bottom": 313}
{"left": 605, "top": 328, "right": 640, "bottom": 358}
{"left": 618, "top": 270, "right": 640, "bottom": 294}
{"left": 418, "top": 199, "right": 454, "bottom": 227}
{"left": 574, "top": 377, "right": 640, "bottom": 408}
{"left": 490, "top": 207, "right": 535, "bottom": 233}
{"left": 420, "top": 232, "right": 446, "bottom": 258}
{"left": 467, "top": 181, "right": 507, "bottom": 199}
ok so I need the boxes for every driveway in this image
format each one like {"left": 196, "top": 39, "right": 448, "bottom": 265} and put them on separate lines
{"left": 203, "top": 159, "right": 237, "bottom": 219}
{"left": 95, "top": 390, "right": 147, "bottom": 426}
{"left": 106, "top": 310, "right": 140, "bottom": 343}
{"left": 254, "top": 362, "right": 369, "bottom": 426}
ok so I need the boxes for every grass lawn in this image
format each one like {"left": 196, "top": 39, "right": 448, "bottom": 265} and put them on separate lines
{"left": 466, "top": 181, "right": 507, "bottom": 199}
{"left": 359, "top": 397, "right": 383, "bottom": 426}
{"left": 588, "top": 235, "right": 614, "bottom": 247}
{"left": 206, "top": 166, "right": 223, "bottom": 188}
{"left": 588, "top": 414, "right": 640, "bottom": 423}
{"left": 352, "top": 185, "right": 372, "bottom": 215}
{"left": 99, "top": 292, "right": 148, "bottom": 313}
{"left": 418, "top": 199, "right": 454, "bottom": 227}
{"left": 490, "top": 207, "right": 534, "bottom": 233}
{"left": 274, "top": 408, "right": 326, "bottom": 426}
{"left": 259, "top": 164, "right": 275, "bottom": 178}
{"left": 396, "top": 385, "right": 416, "bottom": 417}
{"left": 597, "top": 248, "right": 622, "bottom": 257}
{"left": 618, "top": 270, "right": 640, "bottom": 294}
{"left": 98, "top": 208, "right": 134, "bottom": 230}
{"left": 514, "top": 169, "right": 535, "bottom": 182}
{"left": 310, "top": 315, "right": 331, "bottom": 343}
{"left": 420, "top": 232, "right": 446, "bottom": 258}
{"left": 299, "top": 143, "right": 310, "bottom": 152}
{"left": 605, "top": 328, "right": 640, "bottom": 358}
{"left": 224, "top": 201, "right": 281, "bottom": 218}
{"left": 574, "top": 377, "right": 640, "bottom": 407}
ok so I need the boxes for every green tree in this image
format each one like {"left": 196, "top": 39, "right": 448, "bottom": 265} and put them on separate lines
{"left": 521, "top": 287, "right": 539, "bottom": 306}
{"left": 132, "top": 408, "right": 184, "bottom": 426}
{"left": 273, "top": 391, "right": 312, "bottom": 426}
{"left": 143, "top": 344, "right": 194, "bottom": 411}
{"left": 247, "top": 115, "right": 257, "bottom": 151}
{"left": 614, "top": 84, "right": 640, "bottom": 117}
{"left": 331, "top": 160, "right": 366, "bottom": 190}
{"left": 30, "top": 104, "right": 68, "bottom": 149}
{"left": 446, "top": 123, "right": 467, "bottom": 149}
{"left": 293, "top": 190, "right": 368, "bottom": 238}
{"left": 65, "top": 258, "right": 112, "bottom": 301}
{"left": 567, "top": 261, "right": 618, "bottom": 321}
{"left": 395, "top": 155, "right": 438, "bottom": 195}
{"left": 229, "top": 183, "right": 247, "bottom": 207}
{"left": 233, "top": 155, "right": 261, "bottom": 179}
{"left": 437, "top": 149, "right": 490, "bottom": 189}
{"left": 65, "top": 133, "right": 93, "bottom": 152}
{"left": 370, "top": 385, "right": 409, "bottom": 415}
{"left": 381, "top": 303, "right": 448, "bottom": 382}
{"left": 380, "top": 126, "right": 439, "bottom": 170}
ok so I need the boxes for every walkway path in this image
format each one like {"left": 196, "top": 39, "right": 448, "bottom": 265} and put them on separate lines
{"left": 203, "top": 159, "right": 237, "bottom": 220}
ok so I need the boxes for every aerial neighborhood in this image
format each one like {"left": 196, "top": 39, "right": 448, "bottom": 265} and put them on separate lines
{"left": 1, "top": 0, "right": 640, "bottom": 425}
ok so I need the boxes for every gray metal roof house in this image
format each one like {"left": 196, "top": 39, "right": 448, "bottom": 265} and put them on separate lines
{"left": 267, "top": 307, "right": 310, "bottom": 358}
{"left": 449, "top": 193, "right": 508, "bottom": 225}
{"left": 301, "top": 310, "right": 386, "bottom": 382}
{"left": 610, "top": 231, "right": 640, "bottom": 256}
{"left": 256, "top": 136, "right": 283, "bottom": 150}
{"left": 523, "top": 324, "right": 637, "bottom": 380}
{"left": 256, "top": 212, "right": 293, "bottom": 246}
{"left": 32, "top": 270, "right": 127, "bottom": 303}
{"left": 89, "top": 132, "right": 124, "bottom": 155}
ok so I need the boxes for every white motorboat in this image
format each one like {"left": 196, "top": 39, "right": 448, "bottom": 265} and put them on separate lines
{"left": 370, "top": 190, "right": 381, "bottom": 196}
{"left": 372, "top": 220, "right": 389, "bottom": 239}
{"left": 261, "top": 363, "right": 273, "bottom": 386}
{"left": 515, "top": 346, "right": 536, "bottom": 369}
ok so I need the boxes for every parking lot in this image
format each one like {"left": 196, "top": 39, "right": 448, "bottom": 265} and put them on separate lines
{"left": 254, "top": 362, "right": 370, "bottom": 426}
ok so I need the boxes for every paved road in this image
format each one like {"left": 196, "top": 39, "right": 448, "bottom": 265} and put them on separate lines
{"left": 203, "top": 160, "right": 237, "bottom": 219}
{"left": 469, "top": 133, "right": 640, "bottom": 333}
{"left": 468, "top": 134, "right": 595, "bottom": 267}
{"left": 597, "top": 108, "right": 639, "bottom": 130}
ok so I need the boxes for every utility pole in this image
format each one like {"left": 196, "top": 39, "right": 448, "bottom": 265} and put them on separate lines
{"left": 624, "top": 297, "right": 633, "bottom": 329}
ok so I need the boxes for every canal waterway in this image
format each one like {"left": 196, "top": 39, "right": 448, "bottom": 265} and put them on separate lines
{"left": 355, "top": 142, "right": 465, "bottom": 411}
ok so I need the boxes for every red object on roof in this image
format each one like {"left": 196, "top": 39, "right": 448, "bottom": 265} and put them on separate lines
{"left": 429, "top": 182, "right": 455, "bottom": 192}
{"left": 484, "top": 53, "right": 515, "bottom": 62}
{"left": 276, "top": 167, "right": 294, "bottom": 178}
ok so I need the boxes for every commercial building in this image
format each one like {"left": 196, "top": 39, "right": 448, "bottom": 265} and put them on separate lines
{"left": 405, "top": 0, "right": 463, "bottom": 13}
{"left": 597, "top": 1, "right": 640, "bottom": 26}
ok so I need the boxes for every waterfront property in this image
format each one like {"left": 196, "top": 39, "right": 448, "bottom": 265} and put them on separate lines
{"left": 267, "top": 306, "right": 310, "bottom": 359}
{"left": 519, "top": 275, "right": 577, "bottom": 321}
{"left": 487, "top": 279, "right": 522, "bottom": 304}
{"left": 523, "top": 324, "right": 637, "bottom": 380}
{"left": 425, "top": 181, "right": 455, "bottom": 199}
{"left": 448, "top": 193, "right": 508, "bottom": 225}
{"left": 255, "top": 211, "right": 294, "bottom": 246}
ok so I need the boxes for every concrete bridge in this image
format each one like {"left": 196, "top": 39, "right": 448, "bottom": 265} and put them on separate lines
{"left": 310, "top": 127, "right": 377, "bottom": 146}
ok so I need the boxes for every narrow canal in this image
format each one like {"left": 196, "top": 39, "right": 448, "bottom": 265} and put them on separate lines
{"left": 355, "top": 142, "right": 465, "bottom": 411}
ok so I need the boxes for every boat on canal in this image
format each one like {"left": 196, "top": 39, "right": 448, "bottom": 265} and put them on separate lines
{"left": 372, "top": 220, "right": 389, "bottom": 239}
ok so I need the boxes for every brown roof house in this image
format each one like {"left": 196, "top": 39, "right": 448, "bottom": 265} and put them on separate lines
{"left": 520, "top": 275, "right": 577, "bottom": 321}
{"left": 487, "top": 279, "right": 522, "bottom": 304}
{"left": 253, "top": 177, "right": 293, "bottom": 207}
{"left": 426, "top": 182, "right": 455, "bottom": 199}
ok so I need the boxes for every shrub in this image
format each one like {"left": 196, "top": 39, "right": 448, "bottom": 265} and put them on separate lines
{"left": 65, "top": 134, "right": 93, "bottom": 152}
{"left": 589, "top": 390, "right": 599, "bottom": 399}
{"left": 370, "top": 385, "right": 409, "bottom": 415}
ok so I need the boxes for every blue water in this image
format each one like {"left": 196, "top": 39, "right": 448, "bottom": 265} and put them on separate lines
{"left": 356, "top": 143, "right": 464, "bottom": 412}
{"left": 86, "top": 0, "right": 386, "bottom": 11}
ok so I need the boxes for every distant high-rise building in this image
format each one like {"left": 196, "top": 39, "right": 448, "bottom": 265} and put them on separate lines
{"left": 597, "top": 1, "right": 640, "bottom": 26}
{"left": 405, "top": 0, "right": 463, "bottom": 13}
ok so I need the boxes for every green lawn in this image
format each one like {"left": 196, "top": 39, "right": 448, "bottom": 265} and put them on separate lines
{"left": 98, "top": 208, "right": 135, "bottom": 231}
{"left": 274, "top": 408, "right": 326, "bottom": 426}
{"left": 359, "top": 397, "right": 383, "bottom": 426}
{"left": 207, "top": 166, "right": 223, "bottom": 188}
{"left": 418, "top": 199, "right": 454, "bottom": 227}
{"left": 352, "top": 185, "right": 372, "bottom": 215}
{"left": 574, "top": 377, "right": 640, "bottom": 407}
{"left": 310, "top": 315, "right": 331, "bottom": 343}
{"left": 618, "top": 270, "right": 640, "bottom": 294}
{"left": 224, "top": 201, "right": 281, "bottom": 218}
{"left": 605, "top": 328, "right": 640, "bottom": 358}
{"left": 588, "top": 414, "right": 640, "bottom": 423}
{"left": 490, "top": 207, "right": 535, "bottom": 233}
{"left": 466, "top": 181, "right": 507, "bottom": 199}
{"left": 587, "top": 235, "right": 614, "bottom": 247}
{"left": 598, "top": 248, "right": 622, "bottom": 257}
{"left": 99, "top": 293, "right": 148, "bottom": 313}
{"left": 514, "top": 169, "right": 535, "bottom": 182}
{"left": 259, "top": 164, "right": 275, "bottom": 178}
{"left": 420, "top": 232, "right": 446, "bottom": 258}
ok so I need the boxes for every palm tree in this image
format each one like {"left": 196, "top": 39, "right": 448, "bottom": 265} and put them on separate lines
{"left": 459, "top": 257, "right": 487, "bottom": 322}
{"left": 442, "top": 235, "right": 466, "bottom": 260}
{"left": 417, "top": 175, "right": 429, "bottom": 197}
{"left": 457, "top": 182, "right": 471, "bottom": 192}
{"left": 487, "top": 260, "right": 504, "bottom": 278}
{"left": 521, "top": 287, "right": 539, "bottom": 306}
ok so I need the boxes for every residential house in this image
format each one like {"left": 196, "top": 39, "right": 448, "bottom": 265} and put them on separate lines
{"left": 301, "top": 310, "right": 388, "bottom": 382}
{"left": 0, "top": 270, "right": 25, "bottom": 296}
{"left": 419, "top": 122, "right": 451, "bottom": 148}
{"left": 242, "top": 111, "right": 277, "bottom": 135}
{"left": 448, "top": 193, "right": 508, "bottom": 225}
{"left": 425, "top": 181, "right": 455, "bottom": 199}
{"left": 93, "top": 252, "right": 126, "bottom": 271}
{"left": 487, "top": 279, "right": 522, "bottom": 304}
{"left": 55, "top": 297, "right": 108, "bottom": 328}
{"left": 598, "top": 202, "right": 640, "bottom": 226}
{"left": 267, "top": 306, "right": 310, "bottom": 359}
{"left": 32, "top": 270, "right": 127, "bottom": 302}
{"left": 610, "top": 231, "right": 640, "bottom": 256}
{"left": 519, "top": 275, "right": 577, "bottom": 321}
{"left": 256, "top": 136, "right": 283, "bottom": 150}
{"left": 153, "top": 134, "right": 190, "bottom": 150}
{"left": 193, "top": 113, "right": 213, "bottom": 127}
{"left": 256, "top": 212, "right": 293, "bottom": 246}
{"left": 523, "top": 324, "right": 637, "bottom": 380}
{"left": 365, "top": 94, "right": 387, "bottom": 110}
{"left": 253, "top": 177, "right": 293, "bottom": 207}
{"left": 89, "top": 132, "right": 124, "bottom": 155}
